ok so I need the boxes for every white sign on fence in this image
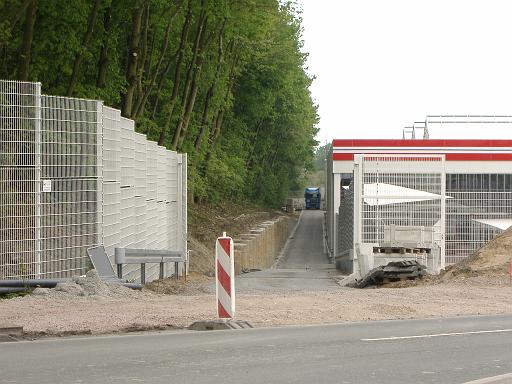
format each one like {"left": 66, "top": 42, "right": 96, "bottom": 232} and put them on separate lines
{"left": 42, "top": 180, "right": 52, "bottom": 193}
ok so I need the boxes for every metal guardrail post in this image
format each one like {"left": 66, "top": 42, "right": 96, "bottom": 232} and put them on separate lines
{"left": 140, "top": 263, "right": 145, "bottom": 284}
{"left": 115, "top": 248, "right": 124, "bottom": 278}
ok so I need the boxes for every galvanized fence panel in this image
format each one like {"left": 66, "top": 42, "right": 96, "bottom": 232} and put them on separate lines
{"left": 351, "top": 154, "right": 446, "bottom": 274}
{"left": 336, "top": 183, "right": 354, "bottom": 272}
{"left": 0, "top": 80, "right": 187, "bottom": 281}
{"left": 445, "top": 176, "right": 512, "bottom": 264}
{"left": 0, "top": 81, "right": 41, "bottom": 278}
{"left": 101, "top": 106, "right": 121, "bottom": 260}
{"left": 145, "top": 140, "right": 159, "bottom": 249}
{"left": 360, "top": 155, "right": 445, "bottom": 249}
{"left": 39, "top": 95, "right": 102, "bottom": 278}
{"left": 101, "top": 115, "right": 187, "bottom": 283}
{"left": 133, "top": 132, "right": 147, "bottom": 249}
{"left": 118, "top": 117, "right": 136, "bottom": 253}
{"left": 156, "top": 146, "right": 168, "bottom": 249}
{"left": 335, "top": 154, "right": 512, "bottom": 272}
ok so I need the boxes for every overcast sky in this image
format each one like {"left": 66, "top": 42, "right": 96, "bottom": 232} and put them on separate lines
{"left": 298, "top": 0, "right": 512, "bottom": 144}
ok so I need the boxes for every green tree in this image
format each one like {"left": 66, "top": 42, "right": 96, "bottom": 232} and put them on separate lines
{"left": 0, "top": 0, "right": 318, "bottom": 208}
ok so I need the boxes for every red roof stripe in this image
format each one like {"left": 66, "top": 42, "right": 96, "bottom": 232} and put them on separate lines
{"left": 445, "top": 153, "right": 512, "bottom": 161}
{"left": 332, "top": 153, "right": 354, "bottom": 160}
{"left": 332, "top": 139, "right": 512, "bottom": 148}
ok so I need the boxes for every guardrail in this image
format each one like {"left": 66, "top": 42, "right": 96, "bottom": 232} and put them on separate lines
{"left": 115, "top": 248, "right": 186, "bottom": 284}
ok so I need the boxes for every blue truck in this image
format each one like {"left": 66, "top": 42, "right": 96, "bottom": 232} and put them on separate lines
{"left": 304, "top": 187, "right": 321, "bottom": 210}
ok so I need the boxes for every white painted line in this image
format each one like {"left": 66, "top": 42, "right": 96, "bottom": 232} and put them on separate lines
{"left": 462, "top": 372, "right": 512, "bottom": 384}
{"left": 361, "top": 328, "right": 512, "bottom": 341}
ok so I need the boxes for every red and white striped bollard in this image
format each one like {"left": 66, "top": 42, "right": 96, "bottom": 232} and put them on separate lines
{"left": 215, "top": 232, "right": 235, "bottom": 318}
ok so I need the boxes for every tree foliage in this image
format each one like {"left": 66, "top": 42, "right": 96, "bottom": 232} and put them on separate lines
{"left": 0, "top": 0, "right": 318, "bottom": 207}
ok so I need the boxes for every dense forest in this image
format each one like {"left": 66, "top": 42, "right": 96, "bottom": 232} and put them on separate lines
{"left": 0, "top": 0, "right": 318, "bottom": 207}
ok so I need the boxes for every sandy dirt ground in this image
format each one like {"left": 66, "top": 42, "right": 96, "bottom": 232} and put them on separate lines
{"left": 2, "top": 208, "right": 512, "bottom": 338}
{"left": 1, "top": 274, "right": 512, "bottom": 337}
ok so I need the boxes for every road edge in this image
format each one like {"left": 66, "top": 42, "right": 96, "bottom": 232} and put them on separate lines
{"left": 462, "top": 373, "right": 512, "bottom": 384}
{"left": 271, "top": 210, "right": 304, "bottom": 269}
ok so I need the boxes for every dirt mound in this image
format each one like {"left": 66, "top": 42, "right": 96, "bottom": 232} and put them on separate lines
{"left": 188, "top": 236, "right": 215, "bottom": 276}
{"left": 144, "top": 272, "right": 213, "bottom": 295}
{"left": 32, "top": 270, "right": 145, "bottom": 299}
{"left": 381, "top": 274, "right": 439, "bottom": 288}
{"left": 441, "top": 227, "right": 512, "bottom": 280}
{"left": 382, "top": 230, "right": 512, "bottom": 288}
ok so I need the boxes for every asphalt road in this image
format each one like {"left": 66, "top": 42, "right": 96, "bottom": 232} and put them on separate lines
{"left": 279, "top": 209, "right": 330, "bottom": 268}
{"left": 1, "top": 314, "right": 512, "bottom": 384}
{"left": 235, "top": 209, "right": 340, "bottom": 292}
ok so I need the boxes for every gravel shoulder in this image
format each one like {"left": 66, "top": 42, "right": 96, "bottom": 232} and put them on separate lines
{"left": 1, "top": 276, "right": 512, "bottom": 336}
{"left": 2, "top": 208, "right": 512, "bottom": 338}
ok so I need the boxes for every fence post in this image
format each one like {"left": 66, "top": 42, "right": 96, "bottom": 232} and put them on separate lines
{"left": 177, "top": 154, "right": 188, "bottom": 272}
{"left": 440, "top": 155, "right": 446, "bottom": 271}
{"left": 182, "top": 154, "right": 188, "bottom": 274}
{"left": 215, "top": 232, "right": 235, "bottom": 319}
{"left": 96, "top": 101, "right": 104, "bottom": 255}
{"left": 34, "top": 82, "right": 42, "bottom": 278}
{"left": 177, "top": 154, "right": 183, "bottom": 266}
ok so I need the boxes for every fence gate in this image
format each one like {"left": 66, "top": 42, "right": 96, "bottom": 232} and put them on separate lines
{"left": 353, "top": 154, "right": 446, "bottom": 273}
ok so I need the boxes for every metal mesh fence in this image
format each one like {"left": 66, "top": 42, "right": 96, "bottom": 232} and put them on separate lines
{"left": 336, "top": 183, "right": 354, "bottom": 272}
{"left": 331, "top": 152, "right": 512, "bottom": 273}
{"left": 0, "top": 81, "right": 40, "bottom": 278}
{"left": 360, "top": 155, "right": 444, "bottom": 247}
{"left": 1, "top": 81, "right": 187, "bottom": 281}
{"left": 355, "top": 155, "right": 445, "bottom": 273}
{"left": 39, "top": 95, "right": 102, "bottom": 277}
{"left": 325, "top": 147, "right": 334, "bottom": 257}
{"left": 445, "top": 174, "right": 512, "bottom": 264}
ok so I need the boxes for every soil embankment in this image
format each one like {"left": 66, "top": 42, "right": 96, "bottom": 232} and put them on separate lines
{"left": 441, "top": 227, "right": 512, "bottom": 280}
{"left": 187, "top": 203, "right": 284, "bottom": 275}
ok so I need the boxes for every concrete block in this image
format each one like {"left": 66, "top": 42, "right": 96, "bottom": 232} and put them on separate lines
{"left": 234, "top": 243, "right": 247, "bottom": 275}
{"left": 0, "top": 325, "right": 23, "bottom": 335}
{"left": 0, "top": 325, "right": 23, "bottom": 342}
{"left": 0, "top": 335, "right": 17, "bottom": 342}
{"left": 232, "top": 216, "right": 294, "bottom": 272}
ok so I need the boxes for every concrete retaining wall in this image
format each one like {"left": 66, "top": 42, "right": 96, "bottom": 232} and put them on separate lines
{"left": 234, "top": 216, "right": 290, "bottom": 275}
